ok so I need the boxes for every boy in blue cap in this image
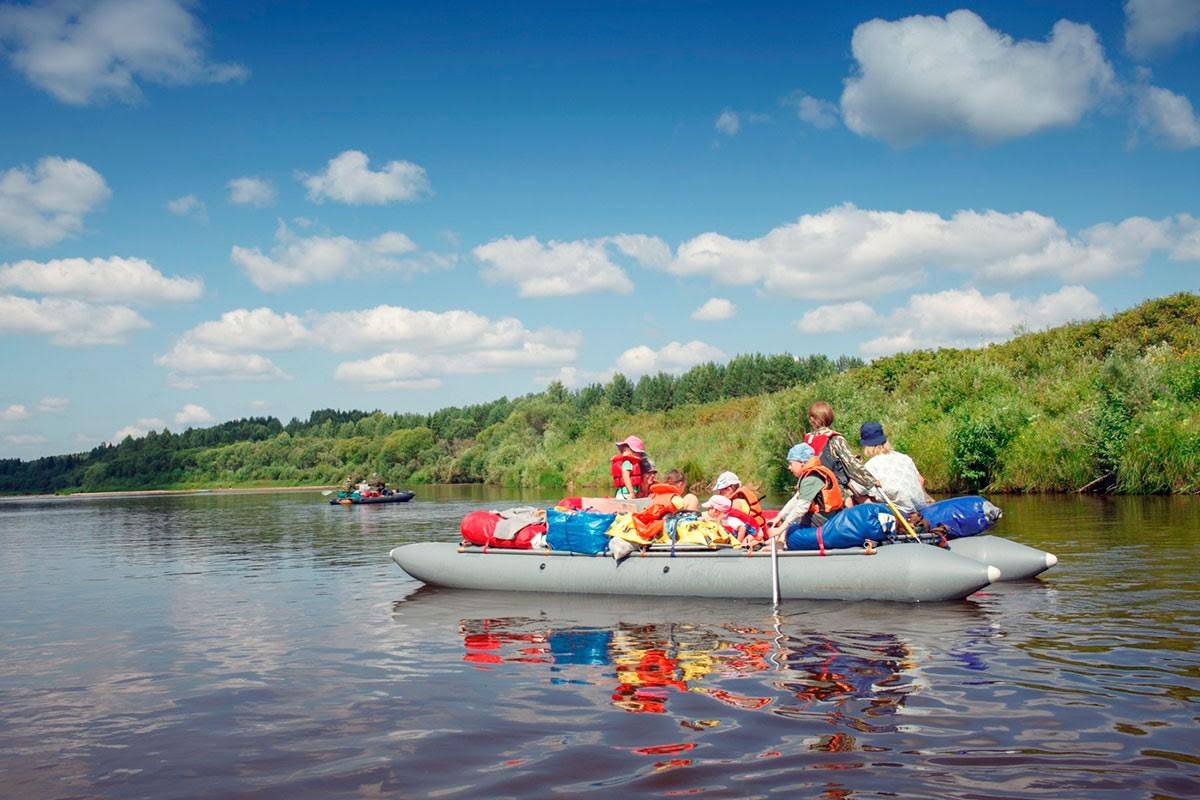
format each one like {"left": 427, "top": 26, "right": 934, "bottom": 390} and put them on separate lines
{"left": 768, "top": 442, "right": 846, "bottom": 542}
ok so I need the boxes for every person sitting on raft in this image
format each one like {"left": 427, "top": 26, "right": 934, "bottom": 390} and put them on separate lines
{"left": 767, "top": 442, "right": 845, "bottom": 543}
{"left": 612, "top": 435, "right": 651, "bottom": 499}
{"left": 804, "top": 401, "right": 877, "bottom": 505}
{"left": 713, "top": 471, "right": 766, "bottom": 529}
{"left": 860, "top": 421, "right": 933, "bottom": 516}
{"left": 701, "top": 494, "right": 748, "bottom": 545}
{"left": 648, "top": 469, "right": 699, "bottom": 512}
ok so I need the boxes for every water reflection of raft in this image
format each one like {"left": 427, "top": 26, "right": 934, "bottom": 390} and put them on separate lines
{"left": 330, "top": 490, "right": 415, "bottom": 506}
{"left": 389, "top": 542, "right": 1000, "bottom": 603}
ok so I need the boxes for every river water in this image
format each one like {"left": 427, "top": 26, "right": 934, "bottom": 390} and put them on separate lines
{"left": 1, "top": 487, "right": 1197, "bottom": 799}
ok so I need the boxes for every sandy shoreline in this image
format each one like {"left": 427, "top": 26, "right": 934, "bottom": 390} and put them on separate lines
{"left": 1, "top": 485, "right": 336, "bottom": 501}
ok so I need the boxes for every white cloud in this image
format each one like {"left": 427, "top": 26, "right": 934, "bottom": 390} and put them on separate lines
{"left": 796, "top": 301, "right": 879, "bottom": 334}
{"left": 249, "top": 399, "right": 268, "bottom": 410}
{"left": 690, "top": 298, "right": 736, "bottom": 321}
{"left": 0, "top": 0, "right": 247, "bottom": 105}
{"left": 112, "top": 417, "right": 167, "bottom": 443}
{"left": 187, "top": 307, "right": 310, "bottom": 351}
{"left": 1125, "top": 0, "right": 1200, "bottom": 59}
{"left": 782, "top": 91, "right": 839, "bottom": 129}
{"left": 166, "top": 193, "right": 205, "bottom": 219}
{"left": 474, "top": 234, "right": 664, "bottom": 297}
{"left": 0, "top": 256, "right": 203, "bottom": 304}
{"left": 1135, "top": 84, "right": 1200, "bottom": 149}
{"left": 841, "top": 10, "right": 1115, "bottom": 146}
{"left": 4, "top": 433, "right": 46, "bottom": 446}
{"left": 715, "top": 109, "right": 740, "bottom": 136}
{"left": 231, "top": 221, "right": 432, "bottom": 291}
{"left": 615, "top": 340, "right": 725, "bottom": 377}
{"left": 155, "top": 341, "right": 289, "bottom": 384}
{"left": 300, "top": 150, "right": 430, "bottom": 205}
{"left": 0, "top": 294, "right": 149, "bottom": 346}
{"left": 535, "top": 365, "right": 615, "bottom": 390}
{"left": 227, "top": 176, "right": 275, "bottom": 207}
{"left": 0, "top": 156, "right": 110, "bottom": 247}
{"left": 174, "top": 403, "right": 213, "bottom": 425}
{"left": 861, "top": 286, "right": 1103, "bottom": 357}
{"left": 1, "top": 403, "right": 29, "bottom": 422}
{"left": 666, "top": 204, "right": 1194, "bottom": 300}
{"left": 37, "top": 396, "right": 68, "bottom": 413}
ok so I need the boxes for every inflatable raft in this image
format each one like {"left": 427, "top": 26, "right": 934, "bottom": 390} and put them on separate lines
{"left": 947, "top": 535, "right": 1057, "bottom": 581}
{"left": 389, "top": 541, "right": 1000, "bottom": 603}
{"left": 331, "top": 490, "right": 415, "bottom": 506}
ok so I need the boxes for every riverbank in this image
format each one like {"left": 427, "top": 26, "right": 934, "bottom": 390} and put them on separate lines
{"left": 0, "top": 484, "right": 335, "bottom": 501}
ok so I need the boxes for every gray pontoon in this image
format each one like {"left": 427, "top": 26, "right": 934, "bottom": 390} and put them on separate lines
{"left": 389, "top": 541, "right": 1001, "bottom": 603}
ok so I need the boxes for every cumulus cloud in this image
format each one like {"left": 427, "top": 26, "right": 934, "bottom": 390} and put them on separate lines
{"left": 157, "top": 303, "right": 578, "bottom": 390}
{"left": 300, "top": 150, "right": 430, "bottom": 205}
{"left": 715, "top": 109, "right": 740, "bottom": 136}
{"left": 0, "top": 256, "right": 203, "bottom": 304}
{"left": 1125, "top": 0, "right": 1200, "bottom": 59}
{"left": 112, "top": 417, "right": 167, "bottom": 443}
{"left": 174, "top": 403, "right": 213, "bottom": 425}
{"left": 690, "top": 298, "right": 736, "bottom": 321}
{"left": 860, "top": 285, "right": 1103, "bottom": 357}
{"left": 155, "top": 340, "right": 289, "bottom": 385}
{"left": 841, "top": 10, "right": 1115, "bottom": 146}
{"left": 666, "top": 204, "right": 1195, "bottom": 300}
{"left": 0, "top": 0, "right": 247, "bottom": 105}
{"left": 1, "top": 403, "right": 29, "bottom": 422}
{"left": 0, "top": 294, "right": 149, "bottom": 345}
{"left": 231, "top": 221, "right": 442, "bottom": 291}
{"left": 227, "top": 176, "right": 275, "bottom": 207}
{"left": 615, "top": 340, "right": 725, "bottom": 377}
{"left": 535, "top": 365, "right": 616, "bottom": 390}
{"left": 474, "top": 234, "right": 667, "bottom": 297}
{"left": 1135, "top": 84, "right": 1200, "bottom": 149}
{"left": 4, "top": 433, "right": 45, "bottom": 446}
{"left": 166, "top": 193, "right": 205, "bottom": 219}
{"left": 796, "top": 301, "right": 879, "bottom": 334}
{"left": 38, "top": 396, "right": 68, "bottom": 413}
{"left": 0, "top": 156, "right": 110, "bottom": 247}
{"left": 782, "top": 91, "right": 839, "bottom": 129}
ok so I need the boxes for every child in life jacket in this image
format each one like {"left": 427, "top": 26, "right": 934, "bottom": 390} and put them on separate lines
{"left": 803, "top": 401, "right": 877, "bottom": 505}
{"left": 612, "top": 435, "right": 651, "bottom": 499}
{"left": 701, "top": 495, "right": 748, "bottom": 545}
{"left": 768, "top": 442, "right": 845, "bottom": 543}
{"left": 713, "top": 471, "right": 766, "bottom": 529}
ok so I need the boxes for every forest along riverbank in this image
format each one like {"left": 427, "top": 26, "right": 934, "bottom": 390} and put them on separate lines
{"left": 3, "top": 293, "right": 1199, "bottom": 497}
{"left": 1, "top": 490, "right": 1197, "bottom": 798}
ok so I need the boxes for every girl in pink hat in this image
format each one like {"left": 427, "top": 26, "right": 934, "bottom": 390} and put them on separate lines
{"left": 611, "top": 435, "right": 650, "bottom": 499}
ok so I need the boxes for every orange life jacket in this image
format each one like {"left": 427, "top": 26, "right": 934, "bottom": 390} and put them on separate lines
{"left": 611, "top": 453, "right": 644, "bottom": 493}
{"left": 648, "top": 482, "right": 680, "bottom": 497}
{"left": 798, "top": 458, "right": 844, "bottom": 515}
{"left": 730, "top": 486, "right": 765, "bottom": 528}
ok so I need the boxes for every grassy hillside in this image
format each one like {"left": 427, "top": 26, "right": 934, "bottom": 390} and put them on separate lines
{"left": 5, "top": 293, "right": 1200, "bottom": 495}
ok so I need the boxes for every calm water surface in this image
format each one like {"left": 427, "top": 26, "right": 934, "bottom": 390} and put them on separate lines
{"left": 1, "top": 487, "right": 1198, "bottom": 799}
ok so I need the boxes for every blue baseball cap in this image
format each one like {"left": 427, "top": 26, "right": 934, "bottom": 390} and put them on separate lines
{"left": 786, "top": 442, "right": 814, "bottom": 463}
{"left": 859, "top": 421, "right": 887, "bottom": 447}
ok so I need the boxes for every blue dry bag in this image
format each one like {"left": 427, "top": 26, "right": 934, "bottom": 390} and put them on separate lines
{"left": 920, "top": 496, "right": 1001, "bottom": 538}
{"left": 786, "top": 503, "right": 894, "bottom": 551}
{"left": 546, "top": 508, "right": 615, "bottom": 554}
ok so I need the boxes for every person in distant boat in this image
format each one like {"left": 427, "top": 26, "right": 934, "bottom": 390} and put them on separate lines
{"left": 612, "top": 435, "right": 651, "bottom": 499}
{"left": 713, "top": 470, "right": 766, "bottom": 529}
{"left": 859, "top": 422, "right": 933, "bottom": 515}
{"left": 768, "top": 442, "right": 845, "bottom": 541}
{"left": 803, "top": 401, "right": 877, "bottom": 504}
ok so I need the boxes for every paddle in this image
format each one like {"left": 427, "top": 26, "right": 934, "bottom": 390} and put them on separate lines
{"left": 876, "top": 483, "right": 920, "bottom": 542}
{"left": 770, "top": 531, "right": 781, "bottom": 606}
{"left": 321, "top": 490, "right": 335, "bottom": 496}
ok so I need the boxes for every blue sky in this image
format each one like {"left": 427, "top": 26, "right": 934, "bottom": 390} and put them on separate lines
{"left": 1, "top": 0, "right": 1198, "bottom": 457}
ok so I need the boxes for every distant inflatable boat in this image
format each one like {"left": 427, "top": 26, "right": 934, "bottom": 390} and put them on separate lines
{"left": 331, "top": 491, "right": 415, "bottom": 506}
{"left": 389, "top": 541, "right": 1001, "bottom": 603}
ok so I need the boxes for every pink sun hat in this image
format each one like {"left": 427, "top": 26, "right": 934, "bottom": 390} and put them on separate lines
{"left": 702, "top": 495, "right": 732, "bottom": 512}
{"left": 614, "top": 435, "right": 646, "bottom": 453}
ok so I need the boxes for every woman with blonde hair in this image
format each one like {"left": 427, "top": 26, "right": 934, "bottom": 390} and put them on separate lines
{"left": 859, "top": 421, "right": 933, "bottom": 515}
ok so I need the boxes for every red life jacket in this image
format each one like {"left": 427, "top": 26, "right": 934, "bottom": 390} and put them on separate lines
{"left": 611, "top": 453, "right": 644, "bottom": 492}
{"left": 804, "top": 429, "right": 843, "bottom": 456}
